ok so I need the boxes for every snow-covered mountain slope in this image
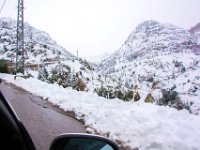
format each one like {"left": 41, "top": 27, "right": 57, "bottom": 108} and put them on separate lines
{"left": 0, "top": 17, "right": 76, "bottom": 63}
{"left": 98, "top": 20, "right": 200, "bottom": 114}
{"left": 1, "top": 17, "right": 200, "bottom": 114}
{"left": 0, "top": 17, "right": 114, "bottom": 93}
{"left": 98, "top": 20, "right": 198, "bottom": 72}
{"left": 189, "top": 22, "right": 200, "bottom": 44}
{"left": 0, "top": 17, "right": 96, "bottom": 83}
{"left": 2, "top": 74, "right": 200, "bottom": 150}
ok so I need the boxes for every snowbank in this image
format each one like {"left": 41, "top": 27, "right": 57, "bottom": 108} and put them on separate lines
{"left": 1, "top": 74, "right": 200, "bottom": 150}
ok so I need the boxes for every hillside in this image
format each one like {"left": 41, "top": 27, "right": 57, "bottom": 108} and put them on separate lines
{"left": 0, "top": 17, "right": 99, "bottom": 90}
{"left": 98, "top": 20, "right": 200, "bottom": 114}
{"left": 1, "top": 73, "right": 200, "bottom": 150}
{"left": 189, "top": 22, "right": 200, "bottom": 44}
{"left": 0, "top": 17, "right": 75, "bottom": 64}
{"left": 1, "top": 18, "right": 200, "bottom": 114}
{"left": 0, "top": 17, "right": 120, "bottom": 94}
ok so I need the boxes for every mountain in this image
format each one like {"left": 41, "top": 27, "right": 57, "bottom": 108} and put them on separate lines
{"left": 0, "top": 17, "right": 75, "bottom": 63}
{"left": 1, "top": 17, "right": 200, "bottom": 114}
{"left": 189, "top": 23, "right": 200, "bottom": 33}
{"left": 98, "top": 20, "right": 198, "bottom": 73}
{"left": 98, "top": 20, "right": 200, "bottom": 114}
{"left": 189, "top": 22, "right": 200, "bottom": 44}
{"left": 0, "top": 17, "right": 98, "bottom": 90}
{"left": 0, "top": 17, "right": 119, "bottom": 94}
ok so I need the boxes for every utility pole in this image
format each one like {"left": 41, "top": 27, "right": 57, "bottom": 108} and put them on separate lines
{"left": 16, "top": 0, "right": 25, "bottom": 74}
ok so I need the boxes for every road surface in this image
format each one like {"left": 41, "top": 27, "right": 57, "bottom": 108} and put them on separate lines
{"left": 0, "top": 81, "right": 86, "bottom": 150}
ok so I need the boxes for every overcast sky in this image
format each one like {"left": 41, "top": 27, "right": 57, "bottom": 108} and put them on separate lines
{"left": 1, "top": 0, "right": 200, "bottom": 58}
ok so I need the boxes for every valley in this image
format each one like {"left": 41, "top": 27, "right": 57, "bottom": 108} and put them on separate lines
{"left": 0, "top": 18, "right": 200, "bottom": 115}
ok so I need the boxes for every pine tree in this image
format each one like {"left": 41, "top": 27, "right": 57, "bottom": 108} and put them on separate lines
{"left": 38, "top": 66, "right": 49, "bottom": 81}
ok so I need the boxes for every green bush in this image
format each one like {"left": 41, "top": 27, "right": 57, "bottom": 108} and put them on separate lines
{"left": 38, "top": 66, "right": 49, "bottom": 81}
{"left": 95, "top": 87, "right": 133, "bottom": 101}
{"left": 158, "top": 89, "right": 191, "bottom": 111}
{"left": 0, "top": 59, "right": 9, "bottom": 73}
{"left": 116, "top": 90, "right": 124, "bottom": 100}
{"left": 124, "top": 90, "right": 133, "bottom": 101}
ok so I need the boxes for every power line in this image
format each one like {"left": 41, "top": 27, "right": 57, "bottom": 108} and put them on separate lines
{"left": 0, "top": 0, "right": 6, "bottom": 15}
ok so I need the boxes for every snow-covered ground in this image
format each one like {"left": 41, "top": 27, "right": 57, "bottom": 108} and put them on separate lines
{"left": 1, "top": 73, "right": 200, "bottom": 150}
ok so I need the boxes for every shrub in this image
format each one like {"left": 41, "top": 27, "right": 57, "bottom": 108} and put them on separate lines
{"left": 158, "top": 89, "right": 177, "bottom": 105}
{"left": 124, "top": 90, "right": 133, "bottom": 101}
{"left": 38, "top": 66, "right": 48, "bottom": 81}
{"left": 173, "top": 60, "right": 182, "bottom": 67}
{"left": 0, "top": 59, "right": 9, "bottom": 73}
{"left": 145, "top": 93, "right": 154, "bottom": 103}
{"left": 146, "top": 77, "right": 154, "bottom": 82}
{"left": 133, "top": 91, "right": 140, "bottom": 102}
{"left": 158, "top": 89, "right": 191, "bottom": 111}
{"left": 95, "top": 87, "right": 134, "bottom": 101}
{"left": 80, "top": 67, "right": 86, "bottom": 70}
{"left": 169, "top": 91, "right": 178, "bottom": 101}
{"left": 96, "top": 87, "right": 109, "bottom": 98}
{"left": 63, "top": 65, "right": 71, "bottom": 72}
{"left": 181, "top": 66, "right": 186, "bottom": 73}
{"left": 73, "top": 78, "right": 86, "bottom": 91}
{"left": 48, "top": 68, "right": 58, "bottom": 83}
{"left": 116, "top": 90, "right": 124, "bottom": 100}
